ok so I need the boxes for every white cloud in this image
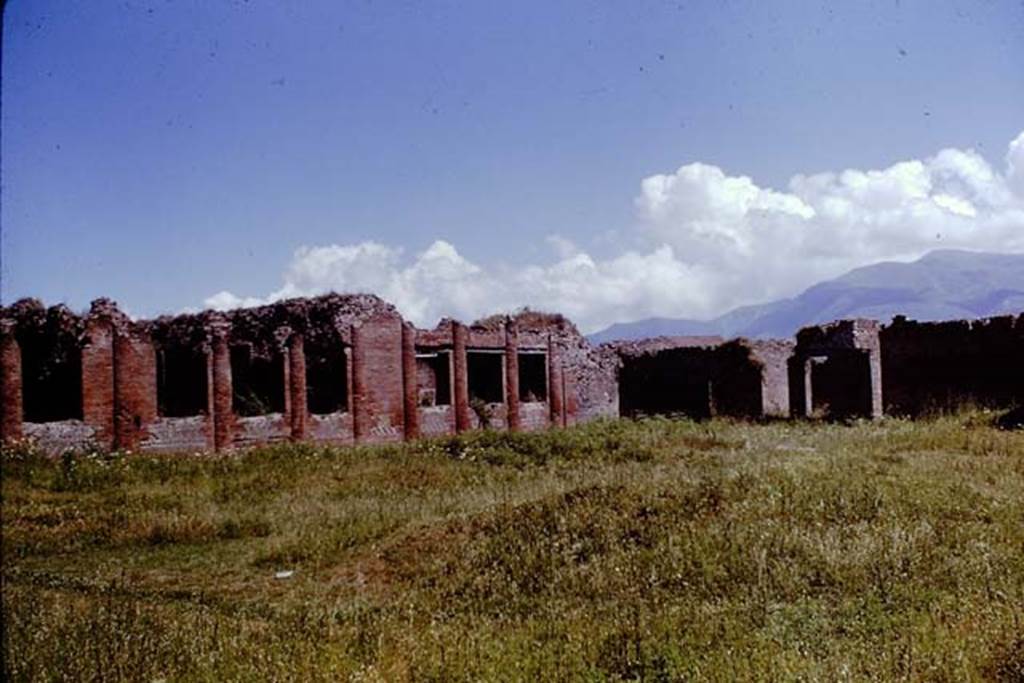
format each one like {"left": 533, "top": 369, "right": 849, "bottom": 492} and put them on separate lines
{"left": 205, "top": 130, "right": 1024, "bottom": 333}
{"left": 1007, "top": 130, "right": 1024, "bottom": 198}
{"left": 545, "top": 234, "right": 581, "bottom": 259}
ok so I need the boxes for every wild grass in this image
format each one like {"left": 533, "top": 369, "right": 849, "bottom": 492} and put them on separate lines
{"left": 2, "top": 413, "right": 1023, "bottom": 681}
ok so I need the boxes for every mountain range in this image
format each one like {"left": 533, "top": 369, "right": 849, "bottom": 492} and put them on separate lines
{"left": 588, "top": 250, "right": 1024, "bottom": 343}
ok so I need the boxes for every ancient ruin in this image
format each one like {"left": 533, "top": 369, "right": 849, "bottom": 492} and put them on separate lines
{"left": 1, "top": 294, "right": 1021, "bottom": 452}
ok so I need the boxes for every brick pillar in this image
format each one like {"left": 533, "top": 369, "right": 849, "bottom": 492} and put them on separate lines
{"left": 288, "top": 333, "right": 307, "bottom": 441}
{"left": 452, "top": 321, "right": 470, "bottom": 433}
{"left": 345, "top": 347, "right": 354, "bottom": 414}
{"left": 0, "top": 321, "right": 23, "bottom": 443}
{"left": 548, "top": 336, "right": 564, "bottom": 428}
{"left": 114, "top": 331, "right": 157, "bottom": 450}
{"left": 504, "top": 319, "right": 521, "bottom": 432}
{"left": 82, "top": 306, "right": 116, "bottom": 449}
{"left": 282, "top": 346, "right": 291, "bottom": 420}
{"left": 352, "top": 316, "right": 404, "bottom": 444}
{"left": 205, "top": 350, "right": 216, "bottom": 450}
{"left": 211, "top": 321, "right": 234, "bottom": 451}
{"left": 351, "top": 323, "right": 368, "bottom": 442}
{"left": 401, "top": 323, "right": 419, "bottom": 440}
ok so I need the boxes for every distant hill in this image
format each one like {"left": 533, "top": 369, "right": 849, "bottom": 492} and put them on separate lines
{"left": 588, "top": 250, "right": 1024, "bottom": 343}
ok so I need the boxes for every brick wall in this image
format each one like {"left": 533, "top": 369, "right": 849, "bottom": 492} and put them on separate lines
{"left": 15, "top": 292, "right": 1016, "bottom": 453}
{"left": 81, "top": 312, "right": 116, "bottom": 449}
{"left": 519, "top": 400, "right": 549, "bottom": 432}
{"left": 308, "top": 412, "right": 355, "bottom": 444}
{"left": 114, "top": 331, "right": 157, "bottom": 450}
{"left": 419, "top": 405, "right": 455, "bottom": 436}
{"left": 0, "top": 323, "right": 23, "bottom": 442}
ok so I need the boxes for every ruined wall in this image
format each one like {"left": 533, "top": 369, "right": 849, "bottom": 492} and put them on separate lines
{"left": 6, "top": 289, "right": 1016, "bottom": 454}
{"left": 881, "top": 314, "right": 1024, "bottom": 416}
{"left": 618, "top": 346, "right": 711, "bottom": 419}
{"left": 471, "top": 310, "right": 618, "bottom": 425}
{"left": 4, "top": 300, "right": 92, "bottom": 452}
{"left": 615, "top": 340, "right": 777, "bottom": 420}
{"left": 6, "top": 300, "right": 85, "bottom": 424}
{"left": 418, "top": 406, "right": 455, "bottom": 437}
{"left": 141, "top": 294, "right": 398, "bottom": 450}
{"left": 145, "top": 311, "right": 216, "bottom": 451}
{"left": 1, "top": 295, "right": 400, "bottom": 453}
{"left": 748, "top": 340, "right": 794, "bottom": 418}
{"left": 114, "top": 330, "right": 158, "bottom": 450}
{"left": 790, "top": 319, "right": 882, "bottom": 420}
{"left": 528, "top": 315, "right": 617, "bottom": 423}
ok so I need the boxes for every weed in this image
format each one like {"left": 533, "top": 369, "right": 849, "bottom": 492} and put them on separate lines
{"left": 2, "top": 412, "right": 1023, "bottom": 680}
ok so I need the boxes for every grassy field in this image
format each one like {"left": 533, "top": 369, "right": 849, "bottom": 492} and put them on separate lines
{"left": 2, "top": 414, "right": 1023, "bottom": 681}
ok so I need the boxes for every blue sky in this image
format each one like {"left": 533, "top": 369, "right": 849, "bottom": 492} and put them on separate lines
{"left": 3, "top": 0, "right": 1023, "bottom": 331}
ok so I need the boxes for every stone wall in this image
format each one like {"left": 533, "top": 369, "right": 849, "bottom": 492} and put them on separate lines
{"left": 615, "top": 339, "right": 789, "bottom": 420}
{"left": 748, "top": 340, "right": 794, "bottom": 418}
{"left": 881, "top": 314, "right": 1024, "bottom": 416}
{"left": 790, "top": 319, "right": 882, "bottom": 420}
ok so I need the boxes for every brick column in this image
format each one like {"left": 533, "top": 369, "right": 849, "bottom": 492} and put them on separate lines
{"left": 82, "top": 304, "right": 116, "bottom": 449}
{"left": 452, "top": 321, "right": 470, "bottom": 433}
{"left": 0, "top": 321, "right": 23, "bottom": 443}
{"left": 288, "top": 333, "right": 307, "bottom": 441}
{"left": 211, "top": 320, "right": 234, "bottom": 451}
{"left": 114, "top": 331, "right": 157, "bottom": 450}
{"left": 205, "top": 350, "right": 216, "bottom": 450}
{"left": 352, "top": 317, "right": 404, "bottom": 444}
{"left": 282, "top": 346, "right": 291, "bottom": 420}
{"left": 401, "top": 323, "right": 419, "bottom": 440}
{"left": 351, "top": 323, "right": 367, "bottom": 442}
{"left": 504, "top": 319, "right": 521, "bottom": 432}
{"left": 345, "top": 347, "right": 354, "bottom": 414}
{"left": 547, "top": 336, "right": 564, "bottom": 428}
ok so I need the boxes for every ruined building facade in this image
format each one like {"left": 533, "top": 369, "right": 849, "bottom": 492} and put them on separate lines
{"left": 0, "top": 294, "right": 1021, "bottom": 453}
{"left": 0, "top": 295, "right": 617, "bottom": 453}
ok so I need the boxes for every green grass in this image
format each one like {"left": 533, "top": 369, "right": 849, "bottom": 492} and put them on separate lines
{"left": 3, "top": 414, "right": 1023, "bottom": 681}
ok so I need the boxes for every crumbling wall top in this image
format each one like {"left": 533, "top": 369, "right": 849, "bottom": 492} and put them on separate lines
{"left": 601, "top": 335, "right": 726, "bottom": 359}
{"left": 146, "top": 293, "right": 398, "bottom": 357}
{"left": 795, "top": 319, "right": 880, "bottom": 353}
{"left": 473, "top": 309, "right": 580, "bottom": 336}
{"left": 5, "top": 298, "right": 87, "bottom": 347}
{"left": 885, "top": 313, "right": 1024, "bottom": 335}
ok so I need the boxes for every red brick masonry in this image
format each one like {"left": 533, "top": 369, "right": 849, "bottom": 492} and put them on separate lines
{"left": 1, "top": 294, "right": 1020, "bottom": 453}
